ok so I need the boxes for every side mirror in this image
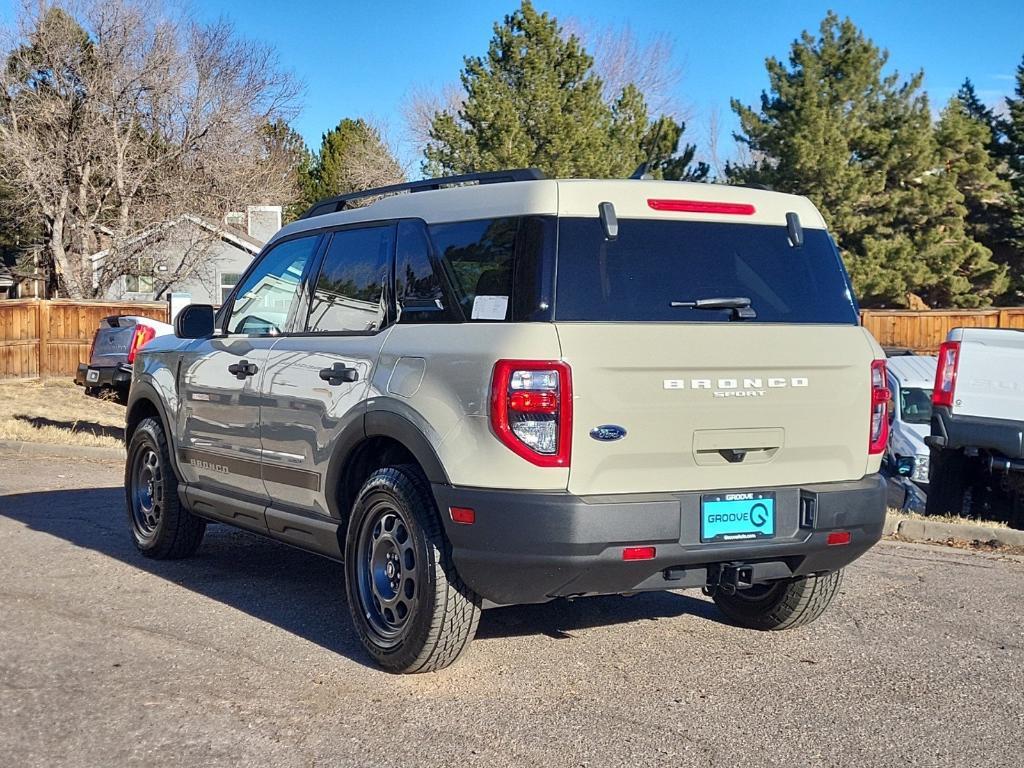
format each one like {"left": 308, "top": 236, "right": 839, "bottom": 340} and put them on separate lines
{"left": 174, "top": 304, "right": 215, "bottom": 339}
{"left": 896, "top": 456, "right": 915, "bottom": 477}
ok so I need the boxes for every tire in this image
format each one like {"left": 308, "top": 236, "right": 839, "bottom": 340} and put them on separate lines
{"left": 926, "top": 447, "right": 967, "bottom": 517}
{"left": 713, "top": 571, "right": 843, "bottom": 631}
{"left": 344, "top": 465, "right": 481, "bottom": 673}
{"left": 124, "top": 417, "right": 206, "bottom": 559}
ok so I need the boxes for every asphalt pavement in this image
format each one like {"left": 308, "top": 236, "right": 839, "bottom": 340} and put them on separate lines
{"left": 1, "top": 450, "right": 1023, "bottom": 767}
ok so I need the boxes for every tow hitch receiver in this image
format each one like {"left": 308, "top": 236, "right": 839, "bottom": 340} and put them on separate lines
{"left": 704, "top": 563, "right": 754, "bottom": 596}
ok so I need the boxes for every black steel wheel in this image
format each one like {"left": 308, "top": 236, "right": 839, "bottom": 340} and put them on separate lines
{"left": 124, "top": 417, "right": 205, "bottom": 559}
{"left": 344, "top": 465, "right": 481, "bottom": 673}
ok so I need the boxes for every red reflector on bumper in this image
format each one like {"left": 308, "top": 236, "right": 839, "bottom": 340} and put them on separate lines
{"left": 622, "top": 546, "right": 656, "bottom": 561}
{"left": 827, "top": 531, "right": 851, "bottom": 546}
{"left": 449, "top": 507, "right": 475, "bottom": 525}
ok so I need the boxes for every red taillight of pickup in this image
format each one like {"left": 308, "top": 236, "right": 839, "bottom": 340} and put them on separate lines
{"left": 126, "top": 324, "right": 157, "bottom": 364}
{"left": 490, "top": 360, "right": 572, "bottom": 467}
{"left": 932, "top": 341, "right": 961, "bottom": 408}
{"left": 868, "top": 359, "right": 890, "bottom": 455}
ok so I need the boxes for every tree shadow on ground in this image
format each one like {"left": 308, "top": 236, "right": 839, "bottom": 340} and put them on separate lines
{"left": 0, "top": 485, "right": 723, "bottom": 669}
{"left": 13, "top": 414, "right": 125, "bottom": 441}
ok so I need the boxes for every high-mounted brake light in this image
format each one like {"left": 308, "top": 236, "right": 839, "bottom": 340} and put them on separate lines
{"left": 490, "top": 360, "right": 572, "bottom": 467}
{"left": 868, "top": 359, "right": 890, "bottom": 455}
{"left": 932, "top": 341, "right": 961, "bottom": 408}
{"left": 126, "top": 324, "right": 157, "bottom": 364}
{"left": 647, "top": 199, "right": 756, "bottom": 215}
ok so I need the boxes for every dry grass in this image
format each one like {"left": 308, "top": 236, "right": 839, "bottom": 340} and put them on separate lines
{"left": 0, "top": 379, "right": 125, "bottom": 449}
{"left": 887, "top": 507, "right": 1009, "bottom": 529}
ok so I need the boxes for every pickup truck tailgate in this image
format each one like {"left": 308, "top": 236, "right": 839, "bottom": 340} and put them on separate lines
{"left": 953, "top": 329, "right": 1024, "bottom": 422}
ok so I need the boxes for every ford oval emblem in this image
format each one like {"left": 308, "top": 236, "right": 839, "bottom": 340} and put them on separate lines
{"left": 590, "top": 424, "right": 627, "bottom": 442}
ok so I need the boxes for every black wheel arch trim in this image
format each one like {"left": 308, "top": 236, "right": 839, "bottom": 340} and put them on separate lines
{"left": 364, "top": 410, "right": 450, "bottom": 485}
{"left": 125, "top": 381, "right": 184, "bottom": 482}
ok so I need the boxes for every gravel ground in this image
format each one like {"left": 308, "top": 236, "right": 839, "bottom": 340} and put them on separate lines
{"left": 1, "top": 450, "right": 1023, "bottom": 767}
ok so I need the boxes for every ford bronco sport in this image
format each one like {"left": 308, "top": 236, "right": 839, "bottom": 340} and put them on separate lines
{"left": 123, "top": 170, "right": 888, "bottom": 673}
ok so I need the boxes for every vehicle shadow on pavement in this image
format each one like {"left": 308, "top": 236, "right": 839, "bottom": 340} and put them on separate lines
{"left": 0, "top": 485, "right": 727, "bottom": 665}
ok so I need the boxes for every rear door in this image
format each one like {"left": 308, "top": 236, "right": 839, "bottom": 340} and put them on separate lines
{"left": 177, "top": 233, "right": 321, "bottom": 522}
{"left": 552, "top": 216, "right": 876, "bottom": 496}
{"left": 259, "top": 223, "right": 395, "bottom": 520}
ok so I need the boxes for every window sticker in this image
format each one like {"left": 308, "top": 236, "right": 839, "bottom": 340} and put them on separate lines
{"left": 471, "top": 295, "right": 509, "bottom": 320}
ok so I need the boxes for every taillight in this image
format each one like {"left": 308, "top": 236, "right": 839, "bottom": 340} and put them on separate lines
{"left": 126, "top": 324, "right": 157, "bottom": 364}
{"left": 87, "top": 331, "right": 98, "bottom": 364}
{"left": 869, "top": 359, "right": 890, "bottom": 455}
{"left": 490, "top": 360, "right": 572, "bottom": 467}
{"left": 932, "top": 341, "right": 960, "bottom": 408}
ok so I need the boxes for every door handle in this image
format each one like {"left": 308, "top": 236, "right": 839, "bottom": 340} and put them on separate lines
{"left": 228, "top": 359, "right": 259, "bottom": 380}
{"left": 319, "top": 363, "right": 360, "bottom": 385}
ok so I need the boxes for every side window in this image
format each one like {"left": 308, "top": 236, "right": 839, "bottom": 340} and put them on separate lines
{"left": 428, "top": 218, "right": 519, "bottom": 321}
{"left": 306, "top": 225, "right": 393, "bottom": 333}
{"left": 227, "top": 235, "right": 319, "bottom": 335}
{"left": 395, "top": 219, "right": 456, "bottom": 323}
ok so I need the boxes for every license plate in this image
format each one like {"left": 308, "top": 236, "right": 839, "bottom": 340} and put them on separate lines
{"left": 701, "top": 492, "right": 776, "bottom": 542}
{"left": 86, "top": 369, "right": 100, "bottom": 383}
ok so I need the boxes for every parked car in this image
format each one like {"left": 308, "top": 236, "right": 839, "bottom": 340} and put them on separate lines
{"left": 122, "top": 170, "right": 888, "bottom": 673}
{"left": 885, "top": 353, "right": 937, "bottom": 487}
{"left": 927, "top": 328, "right": 1024, "bottom": 525}
{"left": 74, "top": 315, "right": 173, "bottom": 401}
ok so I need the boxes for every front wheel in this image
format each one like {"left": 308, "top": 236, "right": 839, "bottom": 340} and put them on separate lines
{"left": 344, "top": 465, "right": 481, "bottom": 673}
{"left": 713, "top": 571, "right": 842, "bottom": 630}
{"left": 125, "top": 417, "right": 206, "bottom": 559}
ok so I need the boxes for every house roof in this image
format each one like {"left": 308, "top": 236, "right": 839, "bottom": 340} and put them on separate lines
{"left": 89, "top": 214, "right": 264, "bottom": 264}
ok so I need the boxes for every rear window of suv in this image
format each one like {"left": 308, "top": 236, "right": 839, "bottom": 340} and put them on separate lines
{"left": 554, "top": 218, "right": 858, "bottom": 324}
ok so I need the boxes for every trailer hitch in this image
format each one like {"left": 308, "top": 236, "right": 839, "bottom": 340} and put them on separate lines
{"left": 703, "top": 563, "right": 755, "bottom": 596}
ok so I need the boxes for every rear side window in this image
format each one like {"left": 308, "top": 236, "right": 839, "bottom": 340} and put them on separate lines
{"left": 307, "top": 225, "right": 393, "bottom": 333}
{"left": 429, "top": 218, "right": 519, "bottom": 321}
{"left": 554, "top": 218, "right": 858, "bottom": 324}
{"left": 395, "top": 219, "right": 458, "bottom": 323}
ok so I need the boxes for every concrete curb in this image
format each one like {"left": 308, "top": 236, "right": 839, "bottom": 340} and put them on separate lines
{"left": 886, "top": 513, "right": 1024, "bottom": 548}
{"left": 0, "top": 439, "right": 125, "bottom": 461}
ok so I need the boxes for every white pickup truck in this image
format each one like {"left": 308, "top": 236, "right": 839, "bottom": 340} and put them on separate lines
{"left": 926, "top": 327, "right": 1024, "bottom": 525}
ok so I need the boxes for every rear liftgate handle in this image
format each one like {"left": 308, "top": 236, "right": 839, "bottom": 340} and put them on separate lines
{"left": 319, "top": 362, "right": 360, "bottom": 385}
{"left": 227, "top": 359, "right": 259, "bottom": 380}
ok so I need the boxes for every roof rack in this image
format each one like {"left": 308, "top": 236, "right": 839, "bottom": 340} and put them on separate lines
{"left": 298, "top": 168, "right": 547, "bottom": 220}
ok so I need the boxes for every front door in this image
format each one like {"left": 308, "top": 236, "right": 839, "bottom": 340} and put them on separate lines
{"left": 259, "top": 224, "right": 395, "bottom": 518}
{"left": 177, "top": 233, "right": 322, "bottom": 525}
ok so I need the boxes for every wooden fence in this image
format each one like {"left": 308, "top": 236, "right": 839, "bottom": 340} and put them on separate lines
{"left": 860, "top": 308, "right": 1024, "bottom": 353}
{"left": 0, "top": 299, "right": 168, "bottom": 380}
{"left": 1, "top": 299, "right": 1022, "bottom": 380}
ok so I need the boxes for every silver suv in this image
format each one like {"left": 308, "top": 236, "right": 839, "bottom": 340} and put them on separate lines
{"left": 124, "top": 170, "right": 889, "bottom": 673}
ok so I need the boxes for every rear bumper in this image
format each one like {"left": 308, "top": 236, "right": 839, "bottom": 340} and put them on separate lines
{"left": 929, "top": 406, "right": 1024, "bottom": 461}
{"left": 433, "top": 475, "right": 887, "bottom": 606}
{"left": 74, "top": 363, "right": 132, "bottom": 390}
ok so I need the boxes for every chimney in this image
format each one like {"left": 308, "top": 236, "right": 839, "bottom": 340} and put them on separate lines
{"left": 246, "top": 205, "right": 282, "bottom": 244}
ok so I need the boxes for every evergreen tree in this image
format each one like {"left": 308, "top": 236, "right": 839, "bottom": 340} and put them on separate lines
{"left": 999, "top": 55, "right": 1024, "bottom": 299}
{"left": 424, "top": 1, "right": 704, "bottom": 180}
{"left": 956, "top": 79, "right": 998, "bottom": 144}
{"left": 303, "top": 118, "right": 404, "bottom": 208}
{"left": 729, "top": 13, "right": 1006, "bottom": 307}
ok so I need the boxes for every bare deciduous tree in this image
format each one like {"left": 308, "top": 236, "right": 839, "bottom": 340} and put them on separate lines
{"left": 0, "top": 0, "right": 301, "bottom": 298}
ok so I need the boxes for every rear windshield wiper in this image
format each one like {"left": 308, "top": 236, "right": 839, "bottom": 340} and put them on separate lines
{"left": 670, "top": 296, "right": 757, "bottom": 320}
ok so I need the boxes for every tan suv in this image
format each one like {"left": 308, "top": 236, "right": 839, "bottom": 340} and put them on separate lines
{"left": 123, "top": 169, "right": 889, "bottom": 673}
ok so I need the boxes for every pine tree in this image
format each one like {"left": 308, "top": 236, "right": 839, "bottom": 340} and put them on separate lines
{"left": 956, "top": 79, "right": 998, "bottom": 144}
{"left": 729, "top": 13, "right": 1006, "bottom": 307}
{"left": 424, "top": 1, "right": 703, "bottom": 180}
{"left": 302, "top": 118, "right": 405, "bottom": 209}
{"left": 999, "top": 54, "right": 1024, "bottom": 299}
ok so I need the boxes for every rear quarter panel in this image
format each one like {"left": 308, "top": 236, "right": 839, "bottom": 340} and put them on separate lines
{"left": 374, "top": 324, "right": 566, "bottom": 490}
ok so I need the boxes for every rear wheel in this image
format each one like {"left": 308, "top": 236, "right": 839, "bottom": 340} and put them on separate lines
{"left": 125, "top": 417, "right": 205, "bottom": 558}
{"left": 344, "top": 465, "right": 481, "bottom": 673}
{"left": 713, "top": 571, "right": 842, "bottom": 630}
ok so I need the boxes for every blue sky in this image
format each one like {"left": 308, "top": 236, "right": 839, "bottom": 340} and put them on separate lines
{"left": 3, "top": 0, "right": 1023, "bottom": 175}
